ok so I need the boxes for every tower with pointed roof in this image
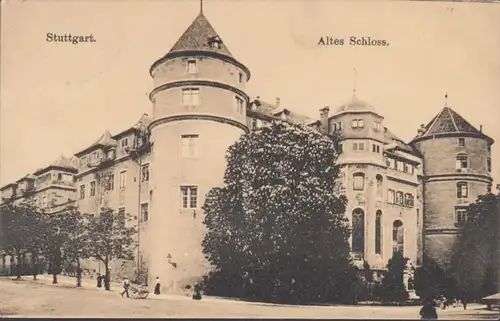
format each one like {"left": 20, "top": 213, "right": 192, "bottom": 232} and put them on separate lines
{"left": 146, "top": 5, "right": 250, "bottom": 291}
{"left": 411, "top": 105, "right": 494, "bottom": 270}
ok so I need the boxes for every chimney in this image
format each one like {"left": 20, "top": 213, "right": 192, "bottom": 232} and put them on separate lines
{"left": 275, "top": 97, "right": 281, "bottom": 108}
{"left": 319, "top": 107, "right": 330, "bottom": 134}
{"left": 480, "top": 125, "right": 483, "bottom": 132}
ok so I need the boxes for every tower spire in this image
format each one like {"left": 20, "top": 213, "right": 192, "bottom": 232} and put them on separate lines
{"left": 200, "top": 0, "right": 203, "bottom": 14}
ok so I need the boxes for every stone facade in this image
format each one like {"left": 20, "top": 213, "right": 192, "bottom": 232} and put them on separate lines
{"left": 0, "top": 9, "right": 494, "bottom": 292}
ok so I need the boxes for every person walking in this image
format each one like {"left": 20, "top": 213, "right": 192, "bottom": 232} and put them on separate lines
{"left": 96, "top": 273, "right": 102, "bottom": 288}
{"left": 462, "top": 297, "right": 467, "bottom": 310}
{"left": 420, "top": 299, "right": 438, "bottom": 320}
{"left": 121, "top": 276, "right": 130, "bottom": 298}
{"left": 154, "top": 277, "right": 161, "bottom": 295}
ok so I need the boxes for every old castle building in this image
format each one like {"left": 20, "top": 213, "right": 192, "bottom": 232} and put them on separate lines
{"left": 0, "top": 8, "right": 494, "bottom": 292}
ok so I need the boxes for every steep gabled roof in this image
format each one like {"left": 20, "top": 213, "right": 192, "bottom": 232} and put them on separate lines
{"left": 412, "top": 106, "right": 493, "bottom": 144}
{"left": 75, "top": 130, "right": 117, "bottom": 157}
{"left": 168, "top": 13, "right": 233, "bottom": 58}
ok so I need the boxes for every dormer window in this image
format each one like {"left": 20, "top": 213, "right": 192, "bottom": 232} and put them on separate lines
{"left": 458, "top": 138, "right": 465, "bottom": 147}
{"left": 187, "top": 60, "right": 197, "bottom": 74}
{"left": 121, "top": 138, "right": 129, "bottom": 148}
{"left": 207, "top": 36, "right": 222, "bottom": 49}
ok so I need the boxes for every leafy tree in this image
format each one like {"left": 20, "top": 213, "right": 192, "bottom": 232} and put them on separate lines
{"left": 202, "top": 121, "right": 355, "bottom": 304}
{"left": 414, "top": 255, "right": 455, "bottom": 300}
{"left": 380, "top": 251, "right": 409, "bottom": 303}
{"left": 450, "top": 193, "right": 500, "bottom": 300}
{"left": 85, "top": 207, "right": 137, "bottom": 290}
{"left": 0, "top": 203, "right": 43, "bottom": 279}
{"left": 58, "top": 207, "right": 90, "bottom": 287}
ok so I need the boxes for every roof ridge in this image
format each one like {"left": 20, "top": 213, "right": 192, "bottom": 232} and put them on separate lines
{"left": 424, "top": 108, "right": 445, "bottom": 136}
{"left": 446, "top": 107, "right": 459, "bottom": 132}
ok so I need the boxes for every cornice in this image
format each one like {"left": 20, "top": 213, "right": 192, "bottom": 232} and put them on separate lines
{"left": 411, "top": 131, "right": 494, "bottom": 145}
{"left": 148, "top": 114, "right": 249, "bottom": 134}
{"left": 149, "top": 80, "right": 249, "bottom": 103}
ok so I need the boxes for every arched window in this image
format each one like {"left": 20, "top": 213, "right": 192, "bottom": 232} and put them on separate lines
{"left": 375, "top": 210, "right": 383, "bottom": 255}
{"left": 352, "top": 208, "right": 365, "bottom": 256}
{"left": 392, "top": 220, "right": 404, "bottom": 255}
{"left": 353, "top": 172, "right": 365, "bottom": 191}
{"left": 376, "top": 175, "right": 383, "bottom": 197}
{"left": 456, "top": 181, "right": 468, "bottom": 199}
{"left": 456, "top": 153, "right": 468, "bottom": 169}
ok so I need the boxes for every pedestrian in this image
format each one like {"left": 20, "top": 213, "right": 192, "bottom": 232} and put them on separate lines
{"left": 462, "top": 297, "right": 467, "bottom": 310}
{"left": 154, "top": 277, "right": 161, "bottom": 295}
{"left": 96, "top": 273, "right": 102, "bottom": 288}
{"left": 121, "top": 276, "right": 130, "bottom": 298}
{"left": 192, "top": 282, "right": 202, "bottom": 300}
{"left": 420, "top": 298, "right": 438, "bottom": 320}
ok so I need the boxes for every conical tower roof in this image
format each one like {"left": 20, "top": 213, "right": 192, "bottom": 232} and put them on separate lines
{"left": 168, "top": 12, "right": 233, "bottom": 58}
{"left": 412, "top": 107, "right": 493, "bottom": 143}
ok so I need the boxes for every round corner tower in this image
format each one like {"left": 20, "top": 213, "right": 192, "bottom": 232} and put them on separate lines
{"left": 146, "top": 8, "right": 250, "bottom": 292}
{"left": 411, "top": 106, "right": 494, "bottom": 271}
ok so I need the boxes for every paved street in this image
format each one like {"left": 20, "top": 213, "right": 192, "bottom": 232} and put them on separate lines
{"left": 0, "top": 276, "right": 498, "bottom": 319}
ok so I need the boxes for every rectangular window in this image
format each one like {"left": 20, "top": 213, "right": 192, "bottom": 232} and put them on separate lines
{"left": 181, "top": 134, "right": 199, "bottom": 157}
{"left": 487, "top": 158, "right": 491, "bottom": 173}
{"left": 180, "top": 186, "right": 198, "bottom": 209}
{"left": 455, "top": 208, "right": 467, "bottom": 225}
{"left": 121, "top": 138, "right": 128, "bottom": 148}
{"left": 457, "top": 182, "right": 468, "bottom": 199}
{"left": 404, "top": 193, "right": 414, "bottom": 207}
{"left": 141, "top": 164, "right": 150, "bottom": 182}
{"left": 118, "top": 207, "right": 126, "bottom": 226}
{"left": 107, "top": 174, "right": 115, "bottom": 191}
{"left": 90, "top": 181, "right": 96, "bottom": 197}
{"left": 235, "top": 96, "right": 244, "bottom": 114}
{"left": 387, "top": 189, "right": 395, "bottom": 203}
{"left": 458, "top": 138, "right": 465, "bottom": 147}
{"left": 456, "top": 154, "right": 468, "bottom": 169}
{"left": 352, "top": 119, "right": 358, "bottom": 128}
{"left": 338, "top": 143, "right": 343, "bottom": 153}
{"left": 403, "top": 163, "right": 409, "bottom": 173}
{"left": 187, "top": 60, "right": 197, "bottom": 74}
{"left": 140, "top": 203, "right": 149, "bottom": 222}
{"left": 337, "top": 122, "right": 342, "bottom": 130}
{"left": 359, "top": 143, "right": 364, "bottom": 151}
{"left": 79, "top": 184, "right": 85, "bottom": 200}
{"left": 397, "top": 161, "right": 404, "bottom": 172}
{"left": 238, "top": 72, "right": 243, "bottom": 83}
{"left": 119, "top": 171, "right": 127, "bottom": 189}
{"left": 353, "top": 173, "right": 365, "bottom": 191}
{"left": 353, "top": 142, "right": 358, "bottom": 151}
{"left": 372, "top": 144, "right": 377, "bottom": 153}
{"left": 396, "top": 191, "right": 404, "bottom": 205}
{"left": 357, "top": 119, "right": 364, "bottom": 128}
{"left": 181, "top": 88, "right": 200, "bottom": 106}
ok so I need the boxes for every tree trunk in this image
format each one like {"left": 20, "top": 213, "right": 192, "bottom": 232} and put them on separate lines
{"left": 32, "top": 255, "right": 38, "bottom": 281}
{"left": 104, "top": 262, "right": 111, "bottom": 291}
{"left": 76, "top": 260, "right": 82, "bottom": 287}
{"left": 15, "top": 253, "right": 22, "bottom": 280}
{"left": 52, "top": 273, "right": 58, "bottom": 284}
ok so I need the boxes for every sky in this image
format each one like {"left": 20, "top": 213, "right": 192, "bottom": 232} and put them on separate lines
{"left": 1, "top": 0, "right": 500, "bottom": 186}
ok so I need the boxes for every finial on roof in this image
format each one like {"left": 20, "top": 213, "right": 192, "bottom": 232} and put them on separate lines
{"left": 445, "top": 93, "right": 448, "bottom": 107}
{"left": 200, "top": 0, "right": 203, "bottom": 13}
